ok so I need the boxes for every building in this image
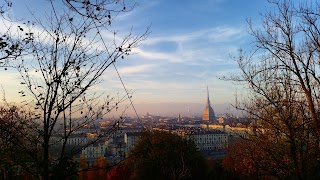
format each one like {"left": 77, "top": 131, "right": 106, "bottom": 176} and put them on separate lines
{"left": 188, "top": 130, "right": 228, "bottom": 151}
{"left": 175, "top": 128, "right": 228, "bottom": 151}
{"left": 201, "top": 124, "right": 252, "bottom": 139}
{"left": 49, "top": 134, "right": 92, "bottom": 147}
{"left": 105, "top": 136, "right": 126, "bottom": 164}
{"left": 81, "top": 141, "right": 106, "bottom": 160}
{"left": 124, "top": 132, "right": 141, "bottom": 157}
{"left": 202, "top": 86, "right": 217, "bottom": 122}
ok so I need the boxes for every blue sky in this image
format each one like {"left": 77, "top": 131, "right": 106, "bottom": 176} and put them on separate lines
{"left": 1, "top": 0, "right": 272, "bottom": 116}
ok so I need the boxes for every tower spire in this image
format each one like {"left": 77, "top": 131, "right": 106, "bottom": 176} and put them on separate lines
{"left": 207, "top": 86, "right": 210, "bottom": 102}
{"left": 202, "top": 86, "right": 216, "bottom": 122}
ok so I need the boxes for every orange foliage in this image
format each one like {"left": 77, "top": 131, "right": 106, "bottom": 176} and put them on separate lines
{"left": 222, "top": 138, "right": 293, "bottom": 179}
{"left": 79, "top": 156, "right": 108, "bottom": 180}
{"left": 222, "top": 140, "right": 267, "bottom": 178}
{"left": 106, "top": 165, "right": 132, "bottom": 180}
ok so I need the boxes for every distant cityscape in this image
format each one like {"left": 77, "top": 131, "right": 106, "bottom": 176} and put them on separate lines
{"left": 49, "top": 87, "right": 253, "bottom": 165}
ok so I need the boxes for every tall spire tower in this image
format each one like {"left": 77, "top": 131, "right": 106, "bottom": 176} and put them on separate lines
{"left": 202, "top": 86, "right": 217, "bottom": 122}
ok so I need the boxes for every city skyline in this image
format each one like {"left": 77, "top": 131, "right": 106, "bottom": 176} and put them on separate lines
{"left": 0, "top": 0, "right": 273, "bottom": 116}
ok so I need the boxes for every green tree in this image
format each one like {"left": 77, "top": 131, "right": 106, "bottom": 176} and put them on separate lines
{"left": 126, "top": 130, "right": 208, "bottom": 180}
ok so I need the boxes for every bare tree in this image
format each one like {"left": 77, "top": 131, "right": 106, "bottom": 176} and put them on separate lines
{"left": 0, "top": 0, "right": 31, "bottom": 66}
{"left": 0, "top": 0, "right": 148, "bottom": 179}
{"left": 62, "top": 0, "right": 137, "bottom": 21}
{"left": 0, "top": 0, "right": 12, "bottom": 14}
{"left": 225, "top": 0, "right": 320, "bottom": 179}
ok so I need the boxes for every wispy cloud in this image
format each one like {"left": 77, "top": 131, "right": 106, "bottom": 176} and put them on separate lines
{"left": 118, "top": 64, "right": 156, "bottom": 74}
{"left": 127, "top": 26, "right": 247, "bottom": 65}
{"left": 131, "top": 48, "right": 178, "bottom": 62}
{"left": 144, "top": 27, "right": 246, "bottom": 45}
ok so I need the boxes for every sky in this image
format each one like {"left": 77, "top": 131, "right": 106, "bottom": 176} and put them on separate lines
{"left": 0, "top": 0, "right": 273, "bottom": 117}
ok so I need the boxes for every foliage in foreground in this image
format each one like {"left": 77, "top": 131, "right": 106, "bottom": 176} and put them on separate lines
{"left": 125, "top": 130, "right": 208, "bottom": 180}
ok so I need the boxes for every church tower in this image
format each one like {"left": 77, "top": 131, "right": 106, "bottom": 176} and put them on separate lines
{"left": 202, "top": 86, "right": 217, "bottom": 122}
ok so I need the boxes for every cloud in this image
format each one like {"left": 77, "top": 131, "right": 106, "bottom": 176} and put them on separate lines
{"left": 144, "top": 26, "right": 246, "bottom": 45}
{"left": 131, "top": 48, "right": 178, "bottom": 62}
{"left": 118, "top": 64, "right": 156, "bottom": 74}
{"left": 127, "top": 26, "right": 247, "bottom": 65}
{"left": 207, "top": 27, "right": 246, "bottom": 42}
